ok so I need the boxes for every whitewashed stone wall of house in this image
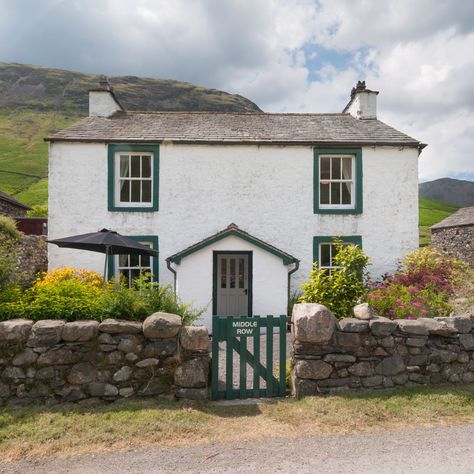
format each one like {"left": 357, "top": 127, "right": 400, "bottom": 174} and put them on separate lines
{"left": 49, "top": 142, "right": 419, "bottom": 329}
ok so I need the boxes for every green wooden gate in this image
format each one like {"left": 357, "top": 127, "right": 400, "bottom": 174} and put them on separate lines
{"left": 211, "top": 315, "right": 287, "bottom": 400}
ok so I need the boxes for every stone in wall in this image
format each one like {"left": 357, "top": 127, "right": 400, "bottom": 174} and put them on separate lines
{"left": 0, "top": 312, "right": 210, "bottom": 405}
{"left": 291, "top": 303, "right": 474, "bottom": 398}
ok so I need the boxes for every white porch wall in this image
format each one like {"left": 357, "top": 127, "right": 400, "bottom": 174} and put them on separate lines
{"left": 175, "top": 235, "right": 288, "bottom": 329}
{"left": 49, "top": 141, "right": 419, "bottom": 326}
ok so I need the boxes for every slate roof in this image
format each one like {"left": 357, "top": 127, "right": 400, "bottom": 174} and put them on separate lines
{"left": 0, "top": 190, "right": 30, "bottom": 210}
{"left": 431, "top": 206, "right": 474, "bottom": 230}
{"left": 167, "top": 223, "right": 298, "bottom": 265}
{"left": 45, "top": 111, "right": 424, "bottom": 148}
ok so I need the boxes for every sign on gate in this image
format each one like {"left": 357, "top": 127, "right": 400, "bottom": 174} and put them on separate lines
{"left": 211, "top": 315, "right": 287, "bottom": 400}
{"left": 229, "top": 318, "right": 258, "bottom": 337}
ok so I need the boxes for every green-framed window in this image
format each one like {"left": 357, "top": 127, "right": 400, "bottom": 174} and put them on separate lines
{"left": 107, "top": 235, "right": 159, "bottom": 286}
{"left": 313, "top": 148, "right": 362, "bottom": 214}
{"left": 108, "top": 144, "right": 159, "bottom": 212}
{"left": 313, "top": 236, "right": 362, "bottom": 273}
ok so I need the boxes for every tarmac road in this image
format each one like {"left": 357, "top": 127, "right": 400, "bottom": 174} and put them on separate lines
{"left": 2, "top": 423, "right": 474, "bottom": 473}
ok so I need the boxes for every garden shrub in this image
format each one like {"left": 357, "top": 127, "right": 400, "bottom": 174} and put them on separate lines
{"left": 0, "top": 267, "right": 204, "bottom": 324}
{"left": 367, "top": 247, "right": 465, "bottom": 319}
{"left": 300, "top": 240, "right": 370, "bottom": 319}
{"left": 0, "top": 216, "right": 21, "bottom": 287}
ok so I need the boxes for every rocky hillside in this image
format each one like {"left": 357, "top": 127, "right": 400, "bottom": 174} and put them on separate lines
{"left": 419, "top": 178, "right": 474, "bottom": 207}
{"left": 0, "top": 63, "right": 261, "bottom": 208}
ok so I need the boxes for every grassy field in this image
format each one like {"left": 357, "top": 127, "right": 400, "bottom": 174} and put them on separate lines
{"left": 1, "top": 384, "right": 473, "bottom": 461}
{"left": 419, "top": 197, "right": 459, "bottom": 246}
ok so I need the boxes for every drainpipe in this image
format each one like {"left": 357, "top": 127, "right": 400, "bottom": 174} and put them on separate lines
{"left": 166, "top": 258, "right": 177, "bottom": 294}
{"left": 287, "top": 259, "right": 300, "bottom": 317}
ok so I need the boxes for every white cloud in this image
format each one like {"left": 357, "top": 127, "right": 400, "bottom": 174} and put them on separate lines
{"left": 1, "top": 0, "right": 473, "bottom": 180}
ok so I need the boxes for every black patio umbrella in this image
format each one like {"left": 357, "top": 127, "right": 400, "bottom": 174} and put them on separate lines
{"left": 48, "top": 228, "right": 159, "bottom": 284}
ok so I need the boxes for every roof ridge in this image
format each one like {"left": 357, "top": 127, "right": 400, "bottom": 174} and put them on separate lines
{"left": 119, "top": 110, "right": 350, "bottom": 116}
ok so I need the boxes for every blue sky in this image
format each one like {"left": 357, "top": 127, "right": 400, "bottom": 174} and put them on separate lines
{"left": 0, "top": 0, "right": 473, "bottom": 181}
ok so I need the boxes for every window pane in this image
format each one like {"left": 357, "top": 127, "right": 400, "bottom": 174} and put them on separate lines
{"left": 120, "top": 269, "right": 130, "bottom": 285}
{"left": 238, "top": 258, "right": 244, "bottom": 288}
{"left": 320, "top": 182, "right": 330, "bottom": 204}
{"left": 120, "top": 155, "right": 129, "bottom": 177}
{"left": 230, "top": 258, "right": 236, "bottom": 288}
{"left": 131, "top": 181, "right": 141, "bottom": 202}
{"left": 142, "top": 180, "right": 152, "bottom": 202}
{"left": 320, "top": 244, "right": 331, "bottom": 267}
{"left": 131, "top": 155, "right": 141, "bottom": 177}
{"left": 342, "top": 157, "right": 352, "bottom": 179}
{"left": 119, "top": 254, "right": 129, "bottom": 267}
{"left": 142, "top": 156, "right": 151, "bottom": 178}
{"left": 120, "top": 180, "right": 130, "bottom": 202}
{"left": 342, "top": 182, "right": 351, "bottom": 204}
{"left": 130, "top": 254, "right": 140, "bottom": 267}
{"left": 141, "top": 254, "right": 150, "bottom": 267}
{"left": 320, "top": 158, "right": 330, "bottom": 179}
{"left": 330, "top": 182, "right": 341, "bottom": 204}
{"left": 331, "top": 157, "right": 341, "bottom": 179}
{"left": 221, "top": 258, "right": 227, "bottom": 288}
{"left": 130, "top": 269, "right": 140, "bottom": 282}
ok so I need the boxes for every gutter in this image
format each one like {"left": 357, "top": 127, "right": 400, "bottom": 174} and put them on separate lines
{"left": 287, "top": 259, "right": 300, "bottom": 317}
{"left": 166, "top": 258, "right": 177, "bottom": 294}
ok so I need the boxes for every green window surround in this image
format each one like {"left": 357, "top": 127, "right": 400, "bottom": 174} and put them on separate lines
{"left": 107, "top": 235, "right": 159, "bottom": 284}
{"left": 108, "top": 144, "right": 159, "bottom": 212}
{"left": 313, "top": 147, "right": 363, "bottom": 214}
{"left": 313, "top": 235, "right": 362, "bottom": 268}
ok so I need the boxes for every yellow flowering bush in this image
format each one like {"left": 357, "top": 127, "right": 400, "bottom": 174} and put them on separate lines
{"left": 33, "top": 267, "right": 104, "bottom": 289}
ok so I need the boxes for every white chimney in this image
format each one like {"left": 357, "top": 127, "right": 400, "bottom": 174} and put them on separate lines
{"left": 89, "top": 76, "right": 124, "bottom": 117}
{"left": 343, "top": 81, "right": 378, "bottom": 120}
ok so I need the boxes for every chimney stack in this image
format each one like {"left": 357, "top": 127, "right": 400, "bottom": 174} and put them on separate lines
{"left": 343, "top": 81, "right": 378, "bottom": 120}
{"left": 89, "top": 76, "right": 124, "bottom": 117}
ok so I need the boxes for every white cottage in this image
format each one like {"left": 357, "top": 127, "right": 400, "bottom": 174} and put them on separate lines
{"left": 46, "top": 80, "right": 425, "bottom": 330}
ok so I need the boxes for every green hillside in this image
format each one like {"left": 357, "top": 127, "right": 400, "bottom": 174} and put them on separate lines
{"left": 419, "top": 197, "right": 459, "bottom": 246}
{"left": 0, "top": 63, "right": 261, "bottom": 209}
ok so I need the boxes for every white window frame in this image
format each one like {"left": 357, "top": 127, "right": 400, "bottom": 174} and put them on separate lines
{"left": 319, "top": 154, "right": 355, "bottom": 210}
{"left": 114, "top": 152, "right": 154, "bottom": 208}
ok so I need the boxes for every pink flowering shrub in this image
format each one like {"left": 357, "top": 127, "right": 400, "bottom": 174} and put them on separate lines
{"left": 367, "top": 247, "right": 465, "bottom": 319}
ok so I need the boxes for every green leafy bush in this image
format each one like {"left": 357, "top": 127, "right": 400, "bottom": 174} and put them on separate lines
{"left": 0, "top": 268, "right": 203, "bottom": 324}
{"left": 367, "top": 247, "right": 464, "bottom": 319}
{"left": 300, "top": 240, "right": 370, "bottom": 318}
{"left": 26, "top": 205, "right": 48, "bottom": 217}
{"left": 0, "top": 216, "right": 21, "bottom": 287}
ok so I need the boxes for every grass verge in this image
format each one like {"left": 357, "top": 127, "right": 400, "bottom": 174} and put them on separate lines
{"left": 1, "top": 383, "right": 474, "bottom": 461}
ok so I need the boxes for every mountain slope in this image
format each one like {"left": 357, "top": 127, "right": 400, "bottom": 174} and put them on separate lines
{"left": 419, "top": 178, "right": 474, "bottom": 207}
{"left": 419, "top": 197, "right": 460, "bottom": 246}
{"left": 0, "top": 63, "right": 261, "bottom": 207}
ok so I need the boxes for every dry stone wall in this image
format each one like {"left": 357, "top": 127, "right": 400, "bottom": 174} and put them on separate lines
{"left": 0, "top": 313, "right": 209, "bottom": 405}
{"left": 291, "top": 303, "right": 474, "bottom": 397}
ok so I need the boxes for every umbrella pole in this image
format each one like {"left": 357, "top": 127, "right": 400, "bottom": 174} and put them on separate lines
{"left": 103, "top": 246, "right": 109, "bottom": 290}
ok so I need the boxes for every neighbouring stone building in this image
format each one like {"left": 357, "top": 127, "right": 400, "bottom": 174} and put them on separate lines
{"left": 431, "top": 206, "right": 474, "bottom": 267}
{"left": 0, "top": 190, "right": 30, "bottom": 218}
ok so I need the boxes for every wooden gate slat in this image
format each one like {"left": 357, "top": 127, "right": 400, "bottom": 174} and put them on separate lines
{"left": 239, "top": 336, "right": 247, "bottom": 398}
{"left": 279, "top": 314, "right": 287, "bottom": 396}
{"left": 266, "top": 315, "right": 274, "bottom": 397}
{"left": 225, "top": 330, "right": 234, "bottom": 400}
{"left": 253, "top": 315, "right": 260, "bottom": 398}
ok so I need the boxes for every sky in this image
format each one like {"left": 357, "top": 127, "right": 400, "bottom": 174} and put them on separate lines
{"left": 1, "top": 0, "right": 473, "bottom": 181}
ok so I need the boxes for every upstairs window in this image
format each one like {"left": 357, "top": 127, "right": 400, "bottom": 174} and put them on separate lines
{"left": 314, "top": 148, "right": 362, "bottom": 214}
{"left": 108, "top": 144, "right": 159, "bottom": 212}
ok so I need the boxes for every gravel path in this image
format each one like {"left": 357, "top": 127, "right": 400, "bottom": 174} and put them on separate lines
{"left": 215, "top": 332, "right": 291, "bottom": 391}
{"left": 2, "top": 424, "right": 474, "bottom": 473}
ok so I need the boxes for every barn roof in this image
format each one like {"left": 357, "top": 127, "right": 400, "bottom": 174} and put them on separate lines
{"left": 431, "top": 206, "right": 474, "bottom": 230}
{"left": 0, "top": 190, "right": 30, "bottom": 210}
{"left": 45, "top": 111, "right": 424, "bottom": 148}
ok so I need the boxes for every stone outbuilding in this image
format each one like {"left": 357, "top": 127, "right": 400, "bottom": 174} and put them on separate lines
{"left": 0, "top": 190, "right": 30, "bottom": 218}
{"left": 431, "top": 206, "right": 474, "bottom": 267}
